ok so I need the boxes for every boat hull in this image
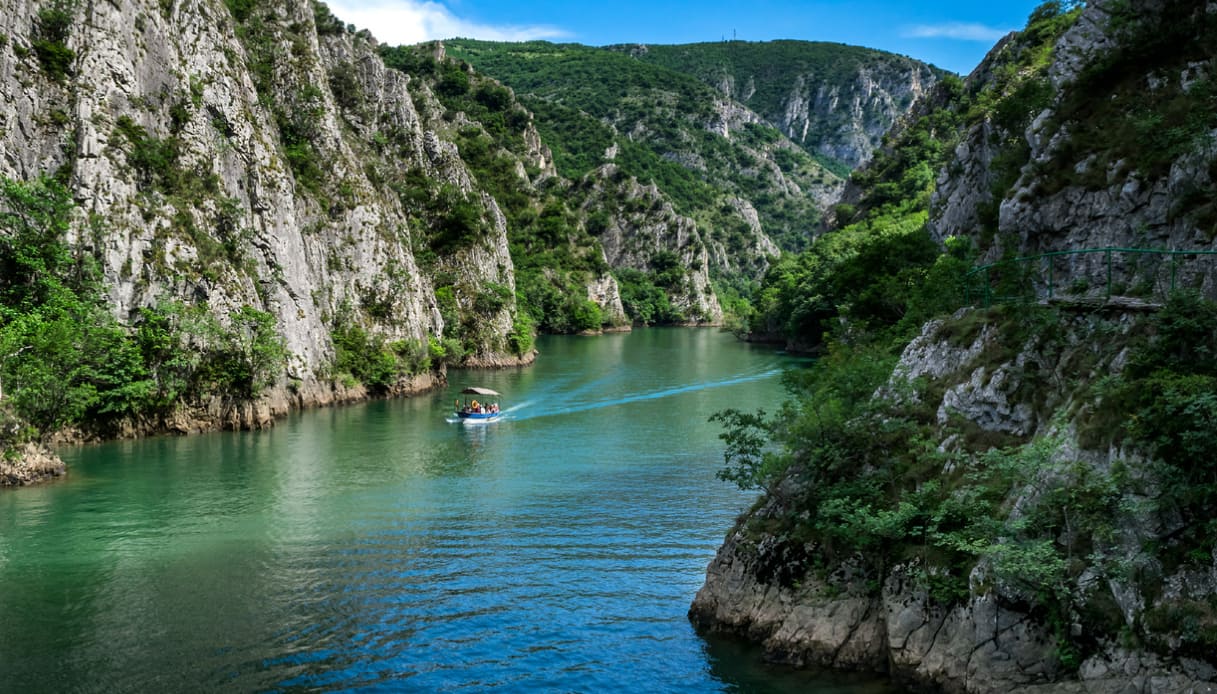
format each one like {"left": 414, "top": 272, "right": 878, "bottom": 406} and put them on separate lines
{"left": 456, "top": 412, "right": 501, "bottom": 423}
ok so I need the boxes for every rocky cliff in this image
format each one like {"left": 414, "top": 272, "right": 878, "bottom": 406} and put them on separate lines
{"left": 444, "top": 39, "right": 848, "bottom": 256}
{"left": 693, "top": 307, "right": 1217, "bottom": 692}
{"left": 929, "top": 0, "right": 1217, "bottom": 288}
{"left": 692, "top": 1, "right": 1217, "bottom": 690}
{"left": 1, "top": 0, "right": 700, "bottom": 456}
{"left": 630, "top": 41, "right": 941, "bottom": 171}
{"left": 578, "top": 164, "right": 726, "bottom": 324}
{"left": 0, "top": 0, "right": 529, "bottom": 422}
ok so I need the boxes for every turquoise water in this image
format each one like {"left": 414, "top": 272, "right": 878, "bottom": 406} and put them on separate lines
{"left": 0, "top": 330, "right": 892, "bottom": 692}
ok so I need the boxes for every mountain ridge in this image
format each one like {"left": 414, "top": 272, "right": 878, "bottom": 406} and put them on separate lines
{"left": 444, "top": 38, "right": 937, "bottom": 255}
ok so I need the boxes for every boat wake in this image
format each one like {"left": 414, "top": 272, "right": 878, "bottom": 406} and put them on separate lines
{"left": 507, "top": 366, "right": 783, "bottom": 422}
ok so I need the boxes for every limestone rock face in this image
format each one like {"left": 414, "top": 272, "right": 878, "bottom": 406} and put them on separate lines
{"left": 693, "top": 453, "right": 1217, "bottom": 693}
{"left": 586, "top": 271, "right": 628, "bottom": 327}
{"left": 930, "top": 0, "right": 1217, "bottom": 286}
{"left": 582, "top": 165, "right": 724, "bottom": 324}
{"left": 690, "top": 510, "right": 1072, "bottom": 692}
{"left": 0, "top": 0, "right": 521, "bottom": 422}
{"left": 928, "top": 120, "right": 1000, "bottom": 245}
{"left": 0, "top": 442, "right": 66, "bottom": 486}
{"left": 701, "top": 51, "right": 937, "bottom": 169}
{"left": 781, "top": 63, "right": 933, "bottom": 169}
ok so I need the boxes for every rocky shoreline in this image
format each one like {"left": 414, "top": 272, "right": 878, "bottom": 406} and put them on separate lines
{"left": 0, "top": 442, "right": 68, "bottom": 486}
{"left": 689, "top": 514, "right": 1217, "bottom": 694}
{"left": 1, "top": 345, "right": 546, "bottom": 488}
{"left": 1, "top": 366, "right": 469, "bottom": 488}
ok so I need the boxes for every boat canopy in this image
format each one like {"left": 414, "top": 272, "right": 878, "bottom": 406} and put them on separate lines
{"left": 460, "top": 387, "right": 500, "bottom": 396}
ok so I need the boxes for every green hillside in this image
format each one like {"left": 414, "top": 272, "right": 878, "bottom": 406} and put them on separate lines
{"left": 444, "top": 39, "right": 842, "bottom": 254}
{"left": 620, "top": 40, "right": 945, "bottom": 171}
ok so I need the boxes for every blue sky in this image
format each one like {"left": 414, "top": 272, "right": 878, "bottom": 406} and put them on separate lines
{"left": 326, "top": 0, "right": 1047, "bottom": 75}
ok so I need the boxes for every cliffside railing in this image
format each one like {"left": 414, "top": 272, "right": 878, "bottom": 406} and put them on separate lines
{"left": 964, "top": 247, "right": 1217, "bottom": 308}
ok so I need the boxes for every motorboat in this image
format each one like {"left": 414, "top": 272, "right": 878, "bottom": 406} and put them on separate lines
{"left": 455, "top": 386, "right": 502, "bottom": 422}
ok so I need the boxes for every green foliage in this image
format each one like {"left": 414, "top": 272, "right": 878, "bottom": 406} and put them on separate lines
{"left": 648, "top": 251, "right": 685, "bottom": 290}
{"left": 443, "top": 39, "right": 840, "bottom": 255}
{"left": 0, "top": 180, "right": 141, "bottom": 432}
{"left": 613, "top": 268, "right": 684, "bottom": 326}
{"left": 32, "top": 1, "right": 76, "bottom": 82}
{"left": 1127, "top": 372, "right": 1217, "bottom": 478}
{"left": 515, "top": 268, "right": 613, "bottom": 333}
{"left": 749, "top": 211, "right": 951, "bottom": 349}
{"left": 570, "top": 299, "right": 603, "bottom": 332}
{"left": 114, "top": 116, "right": 183, "bottom": 193}
{"left": 328, "top": 61, "right": 364, "bottom": 112}
{"left": 430, "top": 185, "right": 487, "bottom": 254}
{"left": 277, "top": 85, "right": 327, "bottom": 193}
{"left": 1041, "top": 0, "right": 1217, "bottom": 188}
{"left": 223, "top": 0, "right": 253, "bottom": 23}
{"left": 311, "top": 1, "right": 347, "bottom": 36}
{"left": 0, "top": 176, "right": 289, "bottom": 444}
{"left": 1093, "top": 293, "right": 1217, "bottom": 545}
{"left": 330, "top": 314, "right": 432, "bottom": 392}
{"left": 0, "top": 177, "right": 79, "bottom": 313}
{"left": 195, "top": 306, "right": 287, "bottom": 400}
{"left": 1143, "top": 598, "right": 1217, "bottom": 658}
{"left": 507, "top": 311, "right": 535, "bottom": 356}
{"left": 436, "top": 61, "right": 471, "bottom": 98}
{"left": 133, "top": 300, "right": 204, "bottom": 408}
{"left": 434, "top": 285, "right": 459, "bottom": 333}
{"left": 1, "top": 310, "right": 151, "bottom": 433}
{"left": 473, "top": 282, "right": 513, "bottom": 316}
{"left": 709, "top": 408, "right": 784, "bottom": 496}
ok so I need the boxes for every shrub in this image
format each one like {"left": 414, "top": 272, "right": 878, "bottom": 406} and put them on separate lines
{"left": 507, "top": 311, "right": 535, "bottom": 356}
{"left": 570, "top": 299, "right": 603, "bottom": 332}
{"left": 33, "top": 3, "right": 75, "bottom": 82}
{"left": 113, "top": 116, "right": 182, "bottom": 193}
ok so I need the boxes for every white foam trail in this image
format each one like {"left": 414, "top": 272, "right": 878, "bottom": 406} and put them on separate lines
{"left": 502, "top": 400, "right": 532, "bottom": 414}
{"left": 507, "top": 367, "right": 783, "bottom": 422}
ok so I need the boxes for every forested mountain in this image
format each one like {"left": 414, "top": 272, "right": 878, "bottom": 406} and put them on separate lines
{"left": 0, "top": 0, "right": 619, "bottom": 478}
{"left": 444, "top": 39, "right": 936, "bottom": 255}
{"left": 0, "top": 0, "right": 937, "bottom": 481}
{"left": 692, "top": 1, "right": 1217, "bottom": 690}
{"left": 615, "top": 40, "right": 943, "bottom": 170}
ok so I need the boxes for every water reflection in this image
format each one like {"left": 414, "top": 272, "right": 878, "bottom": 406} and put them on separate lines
{"left": 0, "top": 330, "right": 885, "bottom": 692}
{"left": 701, "top": 633, "right": 901, "bottom": 693}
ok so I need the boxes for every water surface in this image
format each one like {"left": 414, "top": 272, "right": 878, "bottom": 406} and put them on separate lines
{"left": 0, "top": 329, "right": 893, "bottom": 692}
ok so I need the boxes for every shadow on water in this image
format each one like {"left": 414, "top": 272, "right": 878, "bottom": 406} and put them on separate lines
{"left": 702, "top": 633, "right": 903, "bottom": 693}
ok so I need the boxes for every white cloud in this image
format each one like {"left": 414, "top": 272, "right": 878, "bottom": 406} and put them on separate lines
{"left": 324, "top": 0, "right": 569, "bottom": 45}
{"left": 903, "top": 22, "right": 1010, "bottom": 42}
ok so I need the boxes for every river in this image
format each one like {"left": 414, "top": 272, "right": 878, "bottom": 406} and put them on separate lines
{"left": 0, "top": 329, "right": 893, "bottom": 692}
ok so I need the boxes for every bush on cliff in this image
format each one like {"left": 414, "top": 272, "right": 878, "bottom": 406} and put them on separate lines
{"left": 0, "top": 176, "right": 287, "bottom": 441}
{"left": 710, "top": 0, "right": 1217, "bottom": 669}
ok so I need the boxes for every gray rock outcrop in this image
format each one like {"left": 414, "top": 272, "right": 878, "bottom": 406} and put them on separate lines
{"left": 0, "top": 0, "right": 526, "bottom": 435}
{"left": 692, "top": 2, "right": 1217, "bottom": 689}
{"left": 0, "top": 442, "right": 66, "bottom": 486}
{"left": 582, "top": 164, "right": 724, "bottom": 324}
